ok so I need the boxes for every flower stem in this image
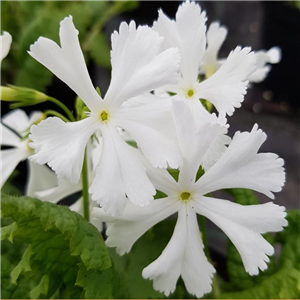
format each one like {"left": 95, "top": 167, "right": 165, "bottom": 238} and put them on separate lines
{"left": 47, "top": 96, "right": 76, "bottom": 122}
{"left": 82, "top": 149, "right": 90, "bottom": 221}
{"left": 212, "top": 274, "right": 221, "bottom": 299}
{"left": 44, "top": 110, "right": 70, "bottom": 123}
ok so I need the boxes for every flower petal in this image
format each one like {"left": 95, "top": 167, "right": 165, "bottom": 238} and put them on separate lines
{"left": 28, "top": 16, "right": 102, "bottom": 112}
{"left": 0, "top": 123, "right": 20, "bottom": 147}
{"left": 2, "top": 109, "right": 31, "bottom": 136}
{"left": 205, "top": 22, "right": 228, "bottom": 62}
{"left": 113, "top": 94, "right": 182, "bottom": 169}
{"left": 154, "top": 2, "right": 207, "bottom": 85}
{"left": 142, "top": 206, "right": 187, "bottom": 296}
{"left": 197, "top": 46, "right": 256, "bottom": 116}
{"left": 1, "top": 147, "right": 28, "bottom": 187}
{"left": 172, "top": 100, "right": 225, "bottom": 186}
{"left": 195, "top": 124, "right": 285, "bottom": 198}
{"left": 29, "top": 116, "right": 99, "bottom": 184}
{"left": 92, "top": 197, "right": 179, "bottom": 255}
{"left": 105, "top": 21, "right": 180, "bottom": 108}
{"left": 200, "top": 22, "right": 227, "bottom": 75}
{"left": 35, "top": 177, "right": 81, "bottom": 203}
{"left": 181, "top": 205, "right": 215, "bottom": 298}
{"left": 26, "top": 161, "right": 58, "bottom": 197}
{"left": 248, "top": 47, "right": 282, "bottom": 83}
{"left": 28, "top": 111, "right": 44, "bottom": 126}
{"left": 89, "top": 125, "right": 156, "bottom": 216}
{"left": 0, "top": 31, "right": 12, "bottom": 61}
{"left": 194, "top": 196, "right": 287, "bottom": 275}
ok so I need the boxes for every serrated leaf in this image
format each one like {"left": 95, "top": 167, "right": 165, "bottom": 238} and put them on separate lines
{"left": 1, "top": 222, "right": 18, "bottom": 242}
{"left": 221, "top": 268, "right": 300, "bottom": 299}
{"left": 1, "top": 193, "right": 113, "bottom": 298}
{"left": 29, "top": 274, "right": 49, "bottom": 299}
{"left": 76, "top": 262, "right": 114, "bottom": 299}
{"left": 11, "top": 244, "right": 33, "bottom": 284}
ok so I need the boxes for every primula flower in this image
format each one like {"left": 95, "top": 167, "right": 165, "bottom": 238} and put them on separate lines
{"left": 199, "top": 22, "right": 281, "bottom": 83}
{"left": 93, "top": 100, "right": 287, "bottom": 298}
{"left": 28, "top": 17, "right": 182, "bottom": 216}
{"left": 153, "top": 1, "right": 257, "bottom": 117}
{"left": 0, "top": 31, "right": 12, "bottom": 61}
{"left": 0, "top": 109, "right": 55, "bottom": 196}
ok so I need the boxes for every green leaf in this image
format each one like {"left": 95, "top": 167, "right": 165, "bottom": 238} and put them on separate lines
{"left": 29, "top": 274, "right": 49, "bottom": 299}
{"left": 221, "top": 268, "right": 300, "bottom": 299}
{"left": 11, "top": 244, "right": 33, "bottom": 285}
{"left": 1, "top": 222, "right": 18, "bottom": 242}
{"left": 1, "top": 193, "right": 113, "bottom": 299}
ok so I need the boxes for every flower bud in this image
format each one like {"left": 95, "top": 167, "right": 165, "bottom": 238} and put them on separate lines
{"left": 0, "top": 85, "right": 48, "bottom": 107}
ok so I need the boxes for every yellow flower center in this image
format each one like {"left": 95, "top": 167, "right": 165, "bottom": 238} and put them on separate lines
{"left": 180, "top": 191, "right": 191, "bottom": 201}
{"left": 186, "top": 89, "right": 194, "bottom": 98}
{"left": 100, "top": 111, "right": 109, "bottom": 122}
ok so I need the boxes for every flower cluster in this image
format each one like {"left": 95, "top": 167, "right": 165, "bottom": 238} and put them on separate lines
{"left": 1, "top": 2, "right": 286, "bottom": 298}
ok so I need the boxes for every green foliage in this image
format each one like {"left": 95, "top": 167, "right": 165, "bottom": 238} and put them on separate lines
{"left": 221, "top": 268, "right": 300, "bottom": 299}
{"left": 1, "top": 193, "right": 115, "bottom": 299}
{"left": 277, "top": 210, "right": 300, "bottom": 270}
{"left": 223, "top": 189, "right": 300, "bottom": 299}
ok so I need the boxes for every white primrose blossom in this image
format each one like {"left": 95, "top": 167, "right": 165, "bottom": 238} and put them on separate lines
{"left": 0, "top": 31, "right": 12, "bottom": 62}
{"left": 28, "top": 16, "right": 182, "bottom": 216}
{"left": 153, "top": 1, "right": 257, "bottom": 117}
{"left": 0, "top": 109, "right": 56, "bottom": 196}
{"left": 92, "top": 100, "right": 287, "bottom": 298}
{"left": 199, "top": 21, "right": 282, "bottom": 83}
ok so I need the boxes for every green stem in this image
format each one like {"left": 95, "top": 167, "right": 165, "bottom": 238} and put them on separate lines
{"left": 44, "top": 110, "right": 70, "bottom": 123}
{"left": 47, "top": 96, "right": 76, "bottom": 122}
{"left": 82, "top": 149, "right": 90, "bottom": 221}
{"left": 212, "top": 274, "right": 221, "bottom": 299}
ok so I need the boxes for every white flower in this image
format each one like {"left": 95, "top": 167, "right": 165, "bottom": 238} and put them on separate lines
{"left": 199, "top": 22, "right": 281, "bottom": 84}
{"left": 28, "top": 16, "right": 182, "bottom": 216}
{"left": 248, "top": 47, "right": 281, "bottom": 83}
{"left": 153, "top": 1, "right": 257, "bottom": 117}
{"left": 0, "top": 109, "right": 55, "bottom": 195}
{"left": 92, "top": 100, "right": 287, "bottom": 298}
{"left": 0, "top": 31, "right": 12, "bottom": 61}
